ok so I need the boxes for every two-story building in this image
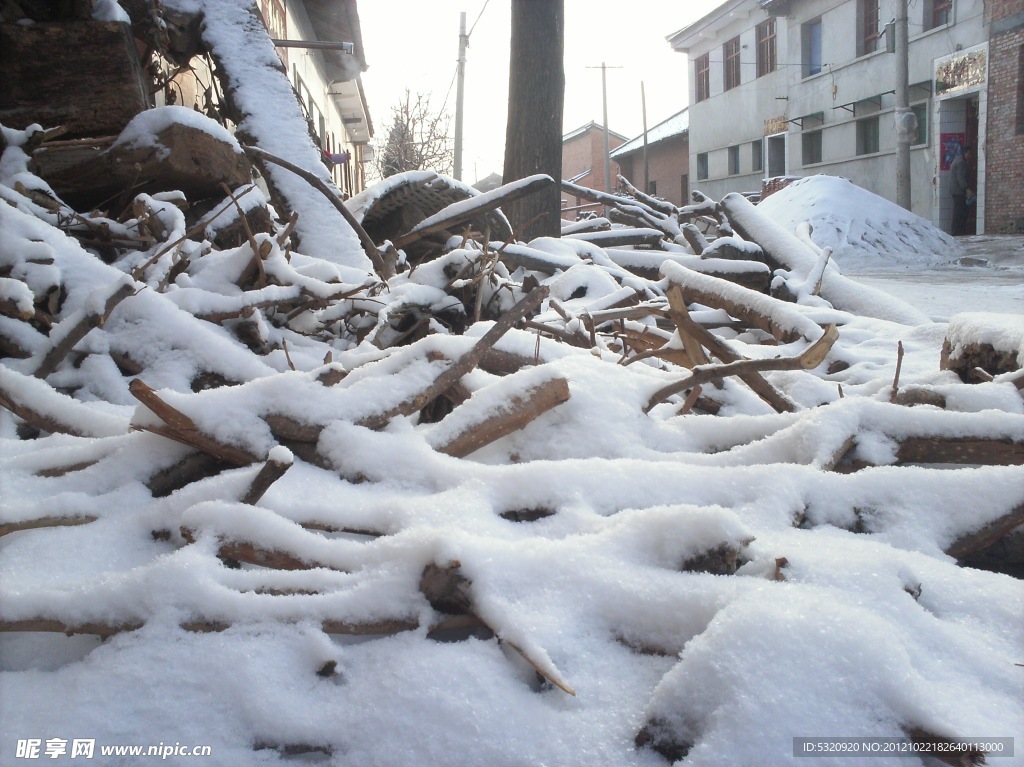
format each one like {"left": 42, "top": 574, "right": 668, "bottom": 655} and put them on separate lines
{"left": 668, "top": 0, "right": 1004, "bottom": 235}
{"left": 270, "top": 0, "right": 374, "bottom": 197}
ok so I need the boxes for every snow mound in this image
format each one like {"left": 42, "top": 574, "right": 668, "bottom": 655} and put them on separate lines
{"left": 757, "top": 175, "right": 964, "bottom": 269}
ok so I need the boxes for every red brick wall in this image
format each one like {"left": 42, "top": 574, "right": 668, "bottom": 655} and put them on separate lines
{"left": 986, "top": 23, "right": 1024, "bottom": 233}
{"left": 615, "top": 137, "right": 690, "bottom": 206}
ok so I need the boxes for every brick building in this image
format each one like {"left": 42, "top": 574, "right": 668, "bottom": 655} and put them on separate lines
{"left": 985, "top": 0, "right": 1024, "bottom": 233}
{"left": 610, "top": 108, "right": 690, "bottom": 206}
{"left": 561, "top": 121, "right": 627, "bottom": 215}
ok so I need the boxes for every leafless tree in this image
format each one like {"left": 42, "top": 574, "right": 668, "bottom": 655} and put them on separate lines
{"left": 373, "top": 90, "right": 454, "bottom": 180}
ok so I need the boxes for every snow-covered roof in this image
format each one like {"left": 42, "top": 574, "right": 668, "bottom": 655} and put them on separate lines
{"left": 610, "top": 108, "right": 689, "bottom": 159}
{"left": 562, "top": 121, "right": 629, "bottom": 144}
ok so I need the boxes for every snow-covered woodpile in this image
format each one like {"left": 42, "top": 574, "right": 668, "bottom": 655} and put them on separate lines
{"left": 2, "top": 2, "right": 1022, "bottom": 765}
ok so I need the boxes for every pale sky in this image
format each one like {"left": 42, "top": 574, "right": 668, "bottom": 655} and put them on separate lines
{"left": 358, "top": 1, "right": 722, "bottom": 184}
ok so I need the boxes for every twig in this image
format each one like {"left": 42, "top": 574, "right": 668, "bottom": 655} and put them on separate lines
{"left": 890, "top": 340, "right": 904, "bottom": 404}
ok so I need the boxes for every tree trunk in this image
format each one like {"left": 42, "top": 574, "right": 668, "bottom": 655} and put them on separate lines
{"left": 503, "top": 0, "right": 564, "bottom": 241}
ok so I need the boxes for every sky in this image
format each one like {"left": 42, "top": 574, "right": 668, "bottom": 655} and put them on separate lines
{"left": 358, "top": 1, "right": 723, "bottom": 184}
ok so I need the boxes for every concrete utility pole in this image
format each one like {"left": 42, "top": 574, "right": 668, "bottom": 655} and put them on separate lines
{"left": 586, "top": 62, "right": 621, "bottom": 193}
{"left": 894, "top": 0, "right": 912, "bottom": 210}
{"left": 454, "top": 11, "right": 468, "bottom": 181}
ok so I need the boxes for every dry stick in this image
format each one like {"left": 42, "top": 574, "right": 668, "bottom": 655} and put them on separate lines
{"left": 220, "top": 182, "right": 268, "bottom": 288}
{"left": 0, "top": 514, "right": 97, "bottom": 538}
{"left": 128, "top": 379, "right": 260, "bottom": 466}
{"left": 665, "top": 285, "right": 709, "bottom": 367}
{"left": 242, "top": 145, "right": 387, "bottom": 277}
{"left": 239, "top": 453, "right": 294, "bottom": 505}
{"left": 644, "top": 324, "right": 838, "bottom": 414}
{"left": 662, "top": 287, "right": 798, "bottom": 414}
{"left": 358, "top": 285, "right": 549, "bottom": 430}
{"left": 678, "top": 384, "right": 704, "bottom": 416}
{"left": 131, "top": 185, "right": 257, "bottom": 281}
{"left": 890, "top": 340, "right": 905, "bottom": 404}
{"left": 33, "top": 282, "right": 137, "bottom": 379}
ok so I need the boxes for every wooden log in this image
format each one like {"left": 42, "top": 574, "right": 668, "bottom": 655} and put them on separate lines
{"left": 564, "top": 228, "right": 665, "bottom": 248}
{"left": 129, "top": 379, "right": 260, "bottom": 466}
{"left": 434, "top": 377, "right": 571, "bottom": 457}
{"left": 0, "top": 365, "right": 129, "bottom": 438}
{"left": 358, "top": 286, "right": 548, "bottom": 430}
{"left": 895, "top": 436, "right": 1024, "bottom": 467}
{"left": 0, "top": 616, "right": 421, "bottom": 638}
{"left": 945, "top": 503, "right": 1024, "bottom": 561}
{"left": 33, "top": 281, "right": 136, "bottom": 379}
{"left": 0, "top": 21, "right": 148, "bottom": 139}
{"left": 661, "top": 261, "right": 822, "bottom": 344}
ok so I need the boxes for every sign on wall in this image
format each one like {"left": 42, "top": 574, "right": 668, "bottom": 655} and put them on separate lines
{"left": 935, "top": 48, "right": 987, "bottom": 97}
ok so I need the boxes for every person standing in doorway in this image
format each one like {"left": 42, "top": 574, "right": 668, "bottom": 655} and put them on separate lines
{"left": 950, "top": 145, "right": 974, "bottom": 236}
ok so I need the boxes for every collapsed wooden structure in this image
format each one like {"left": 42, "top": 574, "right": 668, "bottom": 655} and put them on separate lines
{"left": 1, "top": 1, "right": 1021, "bottom": 763}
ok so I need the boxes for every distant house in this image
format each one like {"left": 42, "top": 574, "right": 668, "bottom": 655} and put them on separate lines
{"left": 610, "top": 108, "right": 690, "bottom": 206}
{"left": 561, "top": 121, "right": 628, "bottom": 215}
{"left": 473, "top": 172, "right": 503, "bottom": 194}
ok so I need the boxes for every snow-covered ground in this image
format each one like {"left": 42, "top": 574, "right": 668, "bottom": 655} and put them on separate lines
{"left": 849, "top": 235, "right": 1024, "bottom": 320}
{"left": 1, "top": 100, "right": 1022, "bottom": 767}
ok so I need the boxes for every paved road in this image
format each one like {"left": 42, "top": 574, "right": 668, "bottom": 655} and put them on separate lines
{"left": 845, "top": 234, "right": 1024, "bottom": 321}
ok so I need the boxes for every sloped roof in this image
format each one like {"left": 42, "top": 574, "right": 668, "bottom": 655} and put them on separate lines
{"left": 610, "top": 108, "right": 689, "bottom": 158}
{"left": 562, "top": 121, "right": 629, "bottom": 144}
{"left": 303, "top": 0, "right": 367, "bottom": 81}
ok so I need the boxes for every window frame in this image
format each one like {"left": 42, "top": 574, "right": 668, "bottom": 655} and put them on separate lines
{"left": 802, "top": 130, "right": 823, "bottom": 166}
{"left": 751, "top": 139, "right": 764, "bottom": 173}
{"left": 856, "top": 115, "right": 881, "bottom": 155}
{"left": 757, "top": 19, "right": 777, "bottom": 78}
{"left": 802, "top": 18, "right": 823, "bottom": 78}
{"left": 728, "top": 144, "right": 741, "bottom": 176}
{"left": 858, "top": 0, "right": 879, "bottom": 56}
{"left": 696, "top": 152, "right": 709, "bottom": 181}
{"left": 695, "top": 53, "right": 711, "bottom": 102}
{"left": 723, "top": 36, "right": 742, "bottom": 91}
{"left": 925, "top": 0, "right": 952, "bottom": 31}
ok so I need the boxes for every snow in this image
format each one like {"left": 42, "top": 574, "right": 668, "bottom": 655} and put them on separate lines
{"left": 1, "top": 64, "right": 1022, "bottom": 767}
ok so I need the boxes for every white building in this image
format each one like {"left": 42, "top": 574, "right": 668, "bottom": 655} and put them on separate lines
{"left": 668, "top": 0, "right": 991, "bottom": 234}
{"left": 268, "top": 0, "right": 374, "bottom": 196}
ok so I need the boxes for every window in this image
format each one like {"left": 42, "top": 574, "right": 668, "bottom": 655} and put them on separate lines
{"left": 924, "top": 0, "right": 952, "bottom": 31}
{"left": 647, "top": 180, "right": 657, "bottom": 196}
{"left": 802, "top": 131, "right": 822, "bottom": 165}
{"left": 724, "top": 36, "right": 742, "bottom": 90}
{"left": 681, "top": 174, "right": 689, "bottom": 201}
{"left": 802, "top": 19, "right": 823, "bottom": 77}
{"left": 911, "top": 103, "right": 929, "bottom": 146}
{"left": 857, "top": 115, "right": 880, "bottom": 155}
{"left": 757, "top": 19, "right": 776, "bottom": 77}
{"left": 696, "top": 152, "right": 709, "bottom": 180}
{"left": 695, "top": 53, "right": 710, "bottom": 102}
{"left": 858, "top": 0, "right": 879, "bottom": 56}
{"left": 752, "top": 139, "right": 764, "bottom": 173}
{"left": 728, "top": 144, "right": 741, "bottom": 175}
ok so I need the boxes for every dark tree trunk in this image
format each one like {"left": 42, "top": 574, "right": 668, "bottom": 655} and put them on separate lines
{"left": 503, "top": 0, "right": 564, "bottom": 241}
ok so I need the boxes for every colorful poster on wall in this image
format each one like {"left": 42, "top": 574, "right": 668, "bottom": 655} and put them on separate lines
{"left": 940, "top": 133, "right": 965, "bottom": 171}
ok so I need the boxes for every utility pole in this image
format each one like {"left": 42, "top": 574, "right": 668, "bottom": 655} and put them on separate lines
{"left": 586, "top": 62, "right": 622, "bottom": 194}
{"left": 641, "top": 81, "right": 649, "bottom": 194}
{"left": 894, "top": 0, "right": 912, "bottom": 210}
{"left": 454, "top": 11, "right": 468, "bottom": 181}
